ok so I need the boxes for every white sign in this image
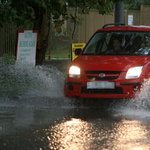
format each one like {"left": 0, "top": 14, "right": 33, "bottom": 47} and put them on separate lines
{"left": 128, "top": 15, "right": 133, "bottom": 25}
{"left": 16, "top": 30, "right": 38, "bottom": 66}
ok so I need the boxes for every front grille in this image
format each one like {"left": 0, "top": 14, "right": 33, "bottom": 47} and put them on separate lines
{"left": 81, "top": 86, "right": 123, "bottom": 94}
{"left": 85, "top": 71, "right": 121, "bottom": 80}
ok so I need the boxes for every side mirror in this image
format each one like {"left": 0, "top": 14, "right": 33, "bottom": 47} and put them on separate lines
{"left": 75, "top": 48, "right": 82, "bottom": 55}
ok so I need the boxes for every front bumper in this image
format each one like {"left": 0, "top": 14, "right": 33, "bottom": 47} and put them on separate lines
{"left": 64, "top": 79, "right": 143, "bottom": 99}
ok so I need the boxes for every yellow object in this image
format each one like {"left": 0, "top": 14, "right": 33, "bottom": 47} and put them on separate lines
{"left": 71, "top": 43, "right": 86, "bottom": 61}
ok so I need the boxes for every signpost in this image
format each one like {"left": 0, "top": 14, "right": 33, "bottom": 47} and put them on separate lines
{"left": 71, "top": 43, "right": 86, "bottom": 61}
{"left": 16, "top": 30, "right": 38, "bottom": 67}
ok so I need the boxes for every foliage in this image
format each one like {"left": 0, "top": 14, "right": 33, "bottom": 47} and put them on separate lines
{"left": 0, "top": 0, "right": 123, "bottom": 31}
{"left": 123, "top": 0, "right": 150, "bottom": 10}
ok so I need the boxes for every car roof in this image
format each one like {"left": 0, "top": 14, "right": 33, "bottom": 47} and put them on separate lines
{"left": 96, "top": 24, "right": 150, "bottom": 32}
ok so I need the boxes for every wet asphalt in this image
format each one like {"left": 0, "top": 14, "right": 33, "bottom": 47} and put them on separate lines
{"left": 1, "top": 98, "right": 150, "bottom": 150}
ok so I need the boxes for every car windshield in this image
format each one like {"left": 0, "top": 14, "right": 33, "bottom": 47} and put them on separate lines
{"left": 82, "top": 31, "right": 150, "bottom": 56}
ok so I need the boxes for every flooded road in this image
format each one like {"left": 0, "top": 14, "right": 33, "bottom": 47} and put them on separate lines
{"left": 1, "top": 102, "right": 150, "bottom": 150}
{"left": 1, "top": 63, "right": 150, "bottom": 149}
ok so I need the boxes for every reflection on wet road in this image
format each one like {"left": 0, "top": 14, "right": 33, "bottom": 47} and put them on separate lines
{"left": 1, "top": 105, "right": 150, "bottom": 150}
{"left": 1, "top": 63, "right": 150, "bottom": 149}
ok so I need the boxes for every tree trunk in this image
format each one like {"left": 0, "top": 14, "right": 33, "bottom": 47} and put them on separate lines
{"left": 33, "top": 7, "right": 50, "bottom": 65}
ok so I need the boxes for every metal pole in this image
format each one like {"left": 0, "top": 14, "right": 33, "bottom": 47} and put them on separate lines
{"left": 115, "top": 2, "right": 124, "bottom": 24}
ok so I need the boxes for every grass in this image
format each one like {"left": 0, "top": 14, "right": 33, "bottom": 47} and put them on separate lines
{"left": 46, "top": 47, "right": 70, "bottom": 59}
{"left": 2, "top": 47, "right": 70, "bottom": 62}
{"left": 45, "top": 55, "right": 69, "bottom": 60}
{"left": 4, "top": 58, "right": 15, "bottom": 62}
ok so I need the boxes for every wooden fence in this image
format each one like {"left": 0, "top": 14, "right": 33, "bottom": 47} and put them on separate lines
{"left": 1, "top": 5, "right": 150, "bottom": 60}
{"left": 74, "top": 5, "right": 150, "bottom": 43}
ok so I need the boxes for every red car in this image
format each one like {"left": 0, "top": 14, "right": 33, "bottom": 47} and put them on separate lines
{"left": 64, "top": 23, "right": 150, "bottom": 99}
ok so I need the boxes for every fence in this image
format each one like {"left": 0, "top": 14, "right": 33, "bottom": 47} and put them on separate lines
{"left": 75, "top": 5, "right": 150, "bottom": 43}
{"left": 1, "top": 5, "right": 150, "bottom": 60}
{"left": 0, "top": 23, "right": 25, "bottom": 58}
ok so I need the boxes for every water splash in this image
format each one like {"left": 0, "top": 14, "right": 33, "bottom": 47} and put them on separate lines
{"left": 110, "top": 79, "right": 150, "bottom": 119}
{"left": 0, "top": 62, "right": 76, "bottom": 109}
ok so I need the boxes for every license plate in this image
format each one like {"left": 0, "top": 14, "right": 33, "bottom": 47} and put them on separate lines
{"left": 87, "top": 81, "right": 115, "bottom": 89}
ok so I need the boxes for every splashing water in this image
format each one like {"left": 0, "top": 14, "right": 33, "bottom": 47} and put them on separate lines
{"left": 0, "top": 61, "right": 75, "bottom": 109}
{"left": 110, "top": 79, "right": 150, "bottom": 119}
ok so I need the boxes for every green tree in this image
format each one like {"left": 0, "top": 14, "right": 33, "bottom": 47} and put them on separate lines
{"left": 0, "top": 0, "right": 122, "bottom": 65}
{"left": 124, "top": 0, "right": 150, "bottom": 10}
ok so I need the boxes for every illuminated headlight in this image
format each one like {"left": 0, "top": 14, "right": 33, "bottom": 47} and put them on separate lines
{"left": 69, "top": 66, "right": 81, "bottom": 78}
{"left": 125, "top": 66, "right": 143, "bottom": 79}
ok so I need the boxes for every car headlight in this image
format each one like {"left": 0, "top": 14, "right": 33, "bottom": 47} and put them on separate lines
{"left": 125, "top": 66, "right": 143, "bottom": 79}
{"left": 69, "top": 66, "right": 81, "bottom": 78}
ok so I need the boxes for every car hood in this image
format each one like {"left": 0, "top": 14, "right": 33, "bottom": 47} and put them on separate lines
{"left": 80, "top": 55, "right": 150, "bottom": 71}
